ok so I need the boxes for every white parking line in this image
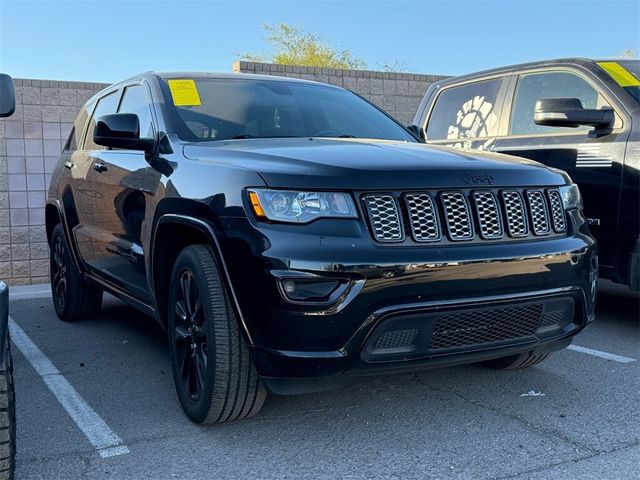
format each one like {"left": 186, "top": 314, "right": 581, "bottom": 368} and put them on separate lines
{"left": 568, "top": 344, "right": 636, "bottom": 364}
{"left": 8, "top": 317, "right": 130, "bottom": 458}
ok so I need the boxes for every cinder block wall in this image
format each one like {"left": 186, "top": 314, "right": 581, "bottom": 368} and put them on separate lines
{"left": 0, "top": 64, "right": 448, "bottom": 286}
{"left": 233, "top": 61, "right": 449, "bottom": 125}
{"left": 0, "top": 79, "right": 108, "bottom": 285}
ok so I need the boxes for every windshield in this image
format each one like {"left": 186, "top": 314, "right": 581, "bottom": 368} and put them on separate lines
{"left": 160, "top": 76, "right": 416, "bottom": 143}
{"left": 599, "top": 60, "right": 640, "bottom": 102}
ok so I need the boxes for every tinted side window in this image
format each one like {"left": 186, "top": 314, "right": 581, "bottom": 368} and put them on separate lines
{"left": 510, "top": 71, "right": 603, "bottom": 135}
{"left": 426, "top": 79, "right": 502, "bottom": 141}
{"left": 84, "top": 91, "right": 120, "bottom": 150}
{"left": 118, "top": 85, "right": 154, "bottom": 138}
{"left": 64, "top": 100, "right": 94, "bottom": 151}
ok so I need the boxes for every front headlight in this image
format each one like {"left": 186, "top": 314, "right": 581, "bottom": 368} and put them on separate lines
{"left": 248, "top": 189, "right": 358, "bottom": 223}
{"left": 559, "top": 184, "right": 583, "bottom": 210}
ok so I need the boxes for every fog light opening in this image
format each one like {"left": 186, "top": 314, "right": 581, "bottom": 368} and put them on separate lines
{"left": 278, "top": 278, "right": 349, "bottom": 304}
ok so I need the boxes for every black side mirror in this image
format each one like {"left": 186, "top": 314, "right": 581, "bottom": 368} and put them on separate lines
{"left": 0, "top": 74, "right": 16, "bottom": 118}
{"left": 94, "top": 113, "right": 155, "bottom": 152}
{"left": 406, "top": 124, "right": 424, "bottom": 142}
{"left": 534, "top": 98, "right": 614, "bottom": 129}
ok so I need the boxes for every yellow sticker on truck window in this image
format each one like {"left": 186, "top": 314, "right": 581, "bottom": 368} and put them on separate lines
{"left": 167, "top": 79, "right": 202, "bottom": 106}
{"left": 597, "top": 62, "right": 640, "bottom": 87}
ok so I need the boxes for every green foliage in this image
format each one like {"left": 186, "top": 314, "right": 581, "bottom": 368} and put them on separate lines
{"left": 239, "top": 23, "right": 367, "bottom": 69}
{"left": 620, "top": 49, "right": 637, "bottom": 59}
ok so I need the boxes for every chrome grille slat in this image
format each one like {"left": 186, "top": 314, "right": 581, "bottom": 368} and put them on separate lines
{"left": 405, "top": 193, "right": 441, "bottom": 242}
{"left": 472, "top": 191, "right": 503, "bottom": 239}
{"left": 363, "top": 194, "right": 404, "bottom": 242}
{"left": 547, "top": 189, "right": 567, "bottom": 232}
{"left": 526, "top": 190, "right": 551, "bottom": 235}
{"left": 501, "top": 191, "right": 529, "bottom": 237}
{"left": 440, "top": 192, "right": 474, "bottom": 241}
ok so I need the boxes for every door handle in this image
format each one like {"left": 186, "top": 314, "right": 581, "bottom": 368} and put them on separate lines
{"left": 93, "top": 162, "right": 108, "bottom": 173}
{"left": 64, "top": 161, "right": 74, "bottom": 169}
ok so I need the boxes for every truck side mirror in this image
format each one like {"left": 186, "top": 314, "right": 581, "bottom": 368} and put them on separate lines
{"left": 534, "top": 97, "right": 613, "bottom": 129}
{"left": 0, "top": 74, "right": 15, "bottom": 118}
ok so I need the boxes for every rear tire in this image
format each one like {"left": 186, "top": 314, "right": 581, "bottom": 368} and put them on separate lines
{"left": 0, "top": 338, "right": 15, "bottom": 480}
{"left": 50, "top": 224, "right": 103, "bottom": 321}
{"left": 482, "top": 351, "right": 551, "bottom": 370}
{"left": 168, "top": 244, "right": 266, "bottom": 424}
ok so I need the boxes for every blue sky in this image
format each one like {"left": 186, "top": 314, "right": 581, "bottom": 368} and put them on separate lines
{"left": 0, "top": 0, "right": 638, "bottom": 82}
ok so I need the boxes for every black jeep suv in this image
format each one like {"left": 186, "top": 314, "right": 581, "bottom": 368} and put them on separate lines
{"left": 47, "top": 72, "right": 597, "bottom": 423}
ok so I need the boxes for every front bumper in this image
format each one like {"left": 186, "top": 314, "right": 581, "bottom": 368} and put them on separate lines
{"left": 220, "top": 209, "right": 597, "bottom": 387}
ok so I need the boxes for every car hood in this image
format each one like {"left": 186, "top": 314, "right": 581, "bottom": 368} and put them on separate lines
{"left": 183, "top": 138, "right": 570, "bottom": 189}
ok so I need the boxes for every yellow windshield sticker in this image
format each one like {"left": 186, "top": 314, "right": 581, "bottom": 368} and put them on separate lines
{"left": 168, "top": 79, "right": 202, "bottom": 106}
{"left": 597, "top": 62, "right": 640, "bottom": 87}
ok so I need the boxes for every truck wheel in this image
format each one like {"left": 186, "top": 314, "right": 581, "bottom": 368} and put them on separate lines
{"left": 482, "top": 351, "right": 550, "bottom": 370}
{"left": 0, "top": 338, "right": 15, "bottom": 480}
{"left": 50, "top": 224, "right": 102, "bottom": 321}
{"left": 167, "top": 245, "right": 266, "bottom": 424}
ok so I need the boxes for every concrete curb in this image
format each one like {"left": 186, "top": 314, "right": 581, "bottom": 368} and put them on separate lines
{"left": 9, "top": 283, "right": 51, "bottom": 301}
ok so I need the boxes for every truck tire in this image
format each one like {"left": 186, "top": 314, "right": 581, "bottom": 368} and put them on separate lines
{"left": 167, "top": 244, "right": 266, "bottom": 424}
{"left": 482, "top": 351, "right": 550, "bottom": 370}
{"left": 50, "top": 224, "right": 103, "bottom": 321}
{"left": 0, "top": 338, "right": 15, "bottom": 480}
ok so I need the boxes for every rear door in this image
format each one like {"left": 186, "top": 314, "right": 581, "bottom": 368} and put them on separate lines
{"left": 422, "top": 77, "right": 509, "bottom": 151}
{"left": 492, "top": 68, "right": 630, "bottom": 274}
{"left": 81, "top": 83, "right": 155, "bottom": 301}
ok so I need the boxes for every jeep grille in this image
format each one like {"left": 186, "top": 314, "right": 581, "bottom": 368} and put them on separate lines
{"left": 363, "top": 187, "right": 564, "bottom": 244}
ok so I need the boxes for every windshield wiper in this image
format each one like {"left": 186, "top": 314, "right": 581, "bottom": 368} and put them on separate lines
{"left": 229, "top": 134, "right": 255, "bottom": 139}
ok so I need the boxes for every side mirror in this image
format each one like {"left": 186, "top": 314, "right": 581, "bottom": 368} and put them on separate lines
{"left": 94, "top": 113, "right": 155, "bottom": 152}
{"left": 406, "top": 124, "right": 424, "bottom": 142}
{"left": 534, "top": 98, "right": 614, "bottom": 129}
{"left": 0, "top": 74, "right": 16, "bottom": 118}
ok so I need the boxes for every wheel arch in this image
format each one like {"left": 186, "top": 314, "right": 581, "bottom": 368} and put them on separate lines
{"left": 150, "top": 213, "right": 254, "bottom": 345}
{"left": 45, "top": 201, "right": 62, "bottom": 245}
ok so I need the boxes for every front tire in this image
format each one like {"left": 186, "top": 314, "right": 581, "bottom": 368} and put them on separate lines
{"left": 0, "top": 338, "right": 15, "bottom": 480}
{"left": 168, "top": 244, "right": 266, "bottom": 424}
{"left": 50, "top": 224, "right": 103, "bottom": 321}
{"left": 482, "top": 351, "right": 551, "bottom": 370}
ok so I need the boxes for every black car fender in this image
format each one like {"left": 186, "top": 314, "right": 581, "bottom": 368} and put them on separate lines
{"left": 150, "top": 213, "right": 254, "bottom": 345}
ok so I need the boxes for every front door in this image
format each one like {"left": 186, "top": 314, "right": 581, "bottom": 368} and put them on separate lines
{"left": 493, "top": 69, "right": 630, "bottom": 275}
{"left": 80, "top": 84, "right": 156, "bottom": 301}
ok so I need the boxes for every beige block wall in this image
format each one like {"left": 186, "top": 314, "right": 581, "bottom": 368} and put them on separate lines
{"left": 0, "top": 64, "right": 448, "bottom": 285}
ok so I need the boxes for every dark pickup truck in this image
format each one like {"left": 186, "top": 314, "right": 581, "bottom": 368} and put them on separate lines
{"left": 412, "top": 58, "right": 640, "bottom": 290}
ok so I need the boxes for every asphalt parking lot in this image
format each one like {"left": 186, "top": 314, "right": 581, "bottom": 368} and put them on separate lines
{"left": 6, "top": 281, "right": 639, "bottom": 479}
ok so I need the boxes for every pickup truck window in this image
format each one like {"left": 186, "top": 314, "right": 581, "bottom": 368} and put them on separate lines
{"left": 425, "top": 78, "right": 502, "bottom": 141}
{"left": 510, "top": 71, "right": 606, "bottom": 135}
